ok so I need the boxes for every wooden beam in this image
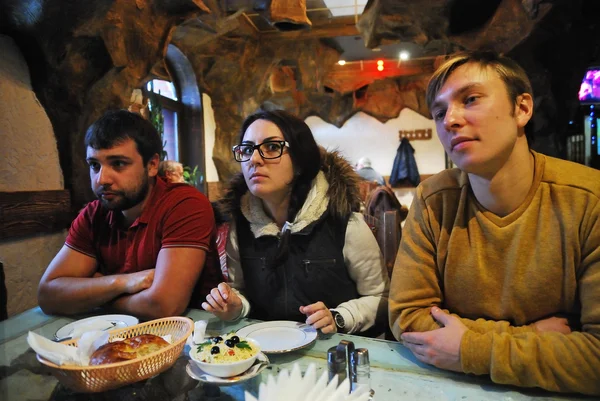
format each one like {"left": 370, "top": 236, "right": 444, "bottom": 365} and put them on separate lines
{"left": 0, "top": 190, "right": 73, "bottom": 240}
{"left": 324, "top": 64, "right": 431, "bottom": 93}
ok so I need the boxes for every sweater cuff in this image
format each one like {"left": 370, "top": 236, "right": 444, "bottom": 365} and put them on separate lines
{"left": 461, "top": 330, "right": 493, "bottom": 375}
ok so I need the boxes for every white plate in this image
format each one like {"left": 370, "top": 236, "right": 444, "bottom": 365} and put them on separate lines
{"left": 186, "top": 352, "right": 270, "bottom": 386}
{"left": 54, "top": 314, "right": 139, "bottom": 340}
{"left": 236, "top": 321, "right": 317, "bottom": 354}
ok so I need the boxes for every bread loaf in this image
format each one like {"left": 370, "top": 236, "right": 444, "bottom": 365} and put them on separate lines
{"left": 90, "top": 334, "right": 169, "bottom": 365}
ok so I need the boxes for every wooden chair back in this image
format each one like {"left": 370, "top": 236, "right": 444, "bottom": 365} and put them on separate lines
{"left": 363, "top": 210, "right": 401, "bottom": 278}
{"left": 362, "top": 211, "right": 401, "bottom": 340}
{"left": 358, "top": 181, "right": 379, "bottom": 204}
{"left": 375, "top": 210, "right": 400, "bottom": 277}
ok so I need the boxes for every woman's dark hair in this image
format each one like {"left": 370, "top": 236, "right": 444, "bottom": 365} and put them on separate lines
{"left": 238, "top": 109, "right": 322, "bottom": 266}
{"left": 85, "top": 109, "right": 162, "bottom": 164}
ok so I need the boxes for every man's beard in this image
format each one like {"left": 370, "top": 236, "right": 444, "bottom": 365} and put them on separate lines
{"left": 97, "top": 175, "right": 150, "bottom": 211}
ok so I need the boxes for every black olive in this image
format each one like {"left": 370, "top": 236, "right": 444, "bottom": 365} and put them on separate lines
{"left": 231, "top": 335, "right": 240, "bottom": 344}
{"left": 210, "top": 346, "right": 220, "bottom": 355}
{"left": 212, "top": 336, "right": 222, "bottom": 344}
{"left": 225, "top": 339, "right": 234, "bottom": 348}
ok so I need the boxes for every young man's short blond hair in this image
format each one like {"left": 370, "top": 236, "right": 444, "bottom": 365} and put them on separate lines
{"left": 426, "top": 51, "right": 535, "bottom": 143}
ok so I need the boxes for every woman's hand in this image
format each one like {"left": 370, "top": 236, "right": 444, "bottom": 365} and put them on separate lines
{"left": 202, "top": 282, "right": 243, "bottom": 321}
{"left": 300, "top": 302, "right": 337, "bottom": 334}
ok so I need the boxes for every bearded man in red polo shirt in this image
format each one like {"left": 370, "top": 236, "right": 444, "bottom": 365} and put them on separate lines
{"left": 38, "top": 110, "right": 221, "bottom": 319}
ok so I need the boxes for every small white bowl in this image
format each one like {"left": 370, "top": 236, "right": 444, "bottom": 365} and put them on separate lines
{"left": 189, "top": 338, "right": 261, "bottom": 378}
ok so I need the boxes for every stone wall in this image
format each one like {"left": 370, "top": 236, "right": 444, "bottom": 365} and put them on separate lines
{"left": 0, "top": 35, "right": 66, "bottom": 316}
{"left": 2, "top": 0, "right": 211, "bottom": 210}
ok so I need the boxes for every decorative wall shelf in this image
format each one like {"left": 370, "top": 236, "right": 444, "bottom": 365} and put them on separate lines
{"left": 399, "top": 128, "right": 432, "bottom": 140}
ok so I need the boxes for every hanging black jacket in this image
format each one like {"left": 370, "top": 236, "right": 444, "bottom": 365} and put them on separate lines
{"left": 389, "top": 138, "right": 420, "bottom": 187}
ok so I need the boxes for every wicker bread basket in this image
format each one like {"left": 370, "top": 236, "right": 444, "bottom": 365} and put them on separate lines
{"left": 36, "top": 316, "right": 193, "bottom": 393}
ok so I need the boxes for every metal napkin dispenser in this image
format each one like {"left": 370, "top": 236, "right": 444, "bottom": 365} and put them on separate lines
{"left": 327, "top": 340, "right": 371, "bottom": 395}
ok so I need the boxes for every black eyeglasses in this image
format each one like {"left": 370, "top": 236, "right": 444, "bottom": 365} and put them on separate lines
{"left": 232, "top": 140, "right": 290, "bottom": 162}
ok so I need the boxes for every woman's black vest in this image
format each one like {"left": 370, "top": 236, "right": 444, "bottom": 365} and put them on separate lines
{"left": 236, "top": 212, "right": 360, "bottom": 323}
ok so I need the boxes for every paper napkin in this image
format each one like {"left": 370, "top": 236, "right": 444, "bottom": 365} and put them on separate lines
{"left": 193, "top": 320, "right": 208, "bottom": 344}
{"left": 76, "top": 331, "right": 110, "bottom": 365}
{"left": 28, "top": 331, "right": 81, "bottom": 366}
{"left": 245, "top": 363, "right": 370, "bottom": 401}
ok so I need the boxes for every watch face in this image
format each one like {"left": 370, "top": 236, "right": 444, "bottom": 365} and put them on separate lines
{"left": 334, "top": 312, "right": 345, "bottom": 329}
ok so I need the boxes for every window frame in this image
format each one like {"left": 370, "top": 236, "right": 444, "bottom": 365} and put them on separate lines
{"left": 146, "top": 78, "right": 183, "bottom": 161}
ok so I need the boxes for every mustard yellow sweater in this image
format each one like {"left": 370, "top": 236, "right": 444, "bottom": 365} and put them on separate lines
{"left": 389, "top": 151, "right": 600, "bottom": 395}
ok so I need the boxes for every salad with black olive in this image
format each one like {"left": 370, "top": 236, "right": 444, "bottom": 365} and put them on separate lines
{"left": 194, "top": 332, "right": 257, "bottom": 363}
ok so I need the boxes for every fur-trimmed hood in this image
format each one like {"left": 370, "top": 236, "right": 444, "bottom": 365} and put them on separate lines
{"left": 319, "top": 148, "right": 362, "bottom": 219}
{"left": 216, "top": 149, "right": 362, "bottom": 235}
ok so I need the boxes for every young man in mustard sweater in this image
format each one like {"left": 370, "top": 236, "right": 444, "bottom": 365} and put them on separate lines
{"left": 389, "top": 51, "right": 600, "bottom": 395}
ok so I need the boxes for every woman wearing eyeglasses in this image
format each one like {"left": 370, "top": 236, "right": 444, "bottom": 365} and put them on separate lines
{"left": 202, "top": 110, "right": 389, "bottom": 335}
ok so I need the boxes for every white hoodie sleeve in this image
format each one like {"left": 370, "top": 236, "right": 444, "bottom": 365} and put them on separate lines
{"left": 335, "top": 212, "right": 390, "bottom": 334}
{"left": 225, "top": 221, "right": 252, "bottom": 320}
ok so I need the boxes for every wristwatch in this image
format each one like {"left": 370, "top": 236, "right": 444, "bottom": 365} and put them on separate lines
{"left": 330, "top": 309, "right": 346, "bottom": 331}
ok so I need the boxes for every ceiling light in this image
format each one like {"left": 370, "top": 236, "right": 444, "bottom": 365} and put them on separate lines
{"left": 399, "top": 51, "right": 410, "bottom": 60}
{"left": 338, "top": 60, "right": 346, "bottom": 66}
{"left": 372, "top": 48, "right": 381, "bottom": 52}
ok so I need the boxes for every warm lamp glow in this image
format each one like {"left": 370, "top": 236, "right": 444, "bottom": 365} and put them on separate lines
{"left": 377, "top": 65, "right": 384, "bottom": 71}
{"left": 377, "top": 60, "right": 384, "bottom": 66}
{"left": 399, "top": 51, "right": 410, "bottom": 60}
{"left": 338, "top": 60, "right": 346, "bottom": 65}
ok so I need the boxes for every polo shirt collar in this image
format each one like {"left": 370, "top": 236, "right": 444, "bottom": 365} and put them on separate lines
{"left": 106, "top": 177, "right": 167, "bottom": 228}
{"left": 138, "top": 177, "right": 167, "bottom": 224}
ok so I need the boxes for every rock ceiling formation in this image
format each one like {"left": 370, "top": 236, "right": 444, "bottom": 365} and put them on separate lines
{"left": 358, "top": 0, "right": 551, "bottom": 53}
{"left": 2, "top": 0, "right": 599, "bottom": 204}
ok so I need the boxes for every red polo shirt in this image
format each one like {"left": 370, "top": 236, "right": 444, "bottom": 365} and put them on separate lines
{"left": 65, "top": 177, "right": 222, "bottom": 304}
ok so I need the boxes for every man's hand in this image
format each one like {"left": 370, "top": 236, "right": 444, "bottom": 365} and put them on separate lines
{"left": 202, "top": 282, "right": 243, "bottom": 321}
{"left": 400, "top": 307, "right": 468, "bottom": 372}
{"left": 532, "top": 316, "right": 572, "bottom": 334}
{"left": 300, "top": 302, "right": 336, "bottom": 334}
{"left": 122, "top": 269, "right": 155, "bottom": 294}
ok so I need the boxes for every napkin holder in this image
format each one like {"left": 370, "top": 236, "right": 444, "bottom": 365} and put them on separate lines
{"left": 327, "top": 340, "right": 354, "bottom": 393}
{"left": 327, "top": 340, "right": 372, "bottom": 397}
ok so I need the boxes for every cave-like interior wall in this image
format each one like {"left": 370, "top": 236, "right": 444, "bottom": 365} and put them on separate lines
{"left": 2, "top": 0, "right": 600, "bottom": 208}
{"left": 1, "top": 0, "right": 211, "bottom": 207}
